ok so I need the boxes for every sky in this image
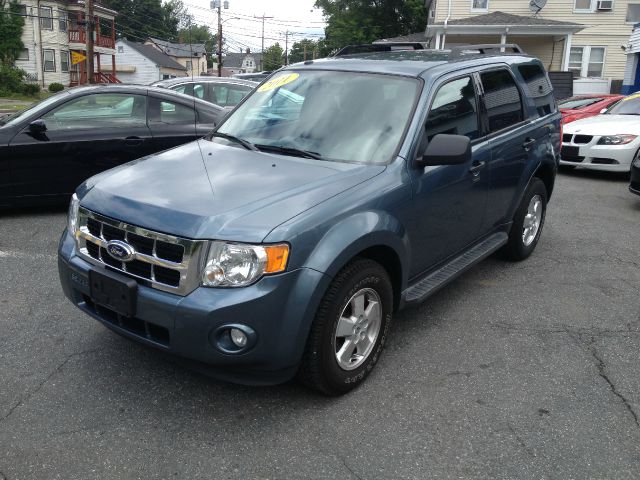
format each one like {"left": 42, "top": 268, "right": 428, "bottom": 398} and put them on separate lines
{"left": 184, "top": 0, "right": 327, "bottom": 54}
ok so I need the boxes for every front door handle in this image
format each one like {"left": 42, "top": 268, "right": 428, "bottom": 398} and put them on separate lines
{"left": 469, "top": 161, "right": 486, "bottom": 176}
{"left": 522, "top": 137, "right": 537, "bottom": 151}
{"left": 124, "top": 136, "right": 143, "bottom": 146}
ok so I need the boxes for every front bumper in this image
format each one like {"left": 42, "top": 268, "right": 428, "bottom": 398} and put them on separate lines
{"left": 560, "top": 137, "right": 638, "bottom": 172}
{"left": 58, "top": 230, "right": 331, "bottom": 385}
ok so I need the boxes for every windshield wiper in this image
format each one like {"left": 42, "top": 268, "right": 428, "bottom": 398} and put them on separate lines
{"left": 255, "top": 144, "right": 323, "bottom": 160}
{"left": 210, "top": 132, "right": 259, "bottom": 151}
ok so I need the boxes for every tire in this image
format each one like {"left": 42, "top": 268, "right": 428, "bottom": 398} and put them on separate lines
{"left": 298, "top": 258, "right": 393, "bottom": 395}
{"left": 500, "top": 177, "right": 547, "bottom": 261}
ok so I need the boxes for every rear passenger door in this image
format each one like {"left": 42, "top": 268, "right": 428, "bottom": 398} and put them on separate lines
{"left": 479, "top": 68, "right": 537, "bottom": 231}
{"left": 147, "top": 95, "right": 200, "bottom": 152}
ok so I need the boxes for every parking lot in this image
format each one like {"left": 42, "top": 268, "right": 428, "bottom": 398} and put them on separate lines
{"left": 1, "top": 170, "right": 639, "bottom": 479}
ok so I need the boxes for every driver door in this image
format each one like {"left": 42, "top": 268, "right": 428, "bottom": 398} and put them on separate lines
{"left": 406, "top": 74, "right": 491, "bottom": 278}
{"left": 9, "top": 92, "right": 153, "bottom": 198}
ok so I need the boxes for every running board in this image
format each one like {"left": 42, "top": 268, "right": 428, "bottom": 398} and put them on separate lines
{"left": 403, "top": 232, "right": 508, "bottom": 305}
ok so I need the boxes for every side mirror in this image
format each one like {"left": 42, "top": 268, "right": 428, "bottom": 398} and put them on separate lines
{"left": 416, "top": 134, "right": 471, "bottom": 167}
{"left": 29, "top": 119, "right": 47, "bottom": 134}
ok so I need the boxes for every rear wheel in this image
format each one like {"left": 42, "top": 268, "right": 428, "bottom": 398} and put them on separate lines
{"left": 500, "top": 177, "right": 547, "bottom": 261}
{"left": 298, "top": 258, "right": 393, "bottom": 395}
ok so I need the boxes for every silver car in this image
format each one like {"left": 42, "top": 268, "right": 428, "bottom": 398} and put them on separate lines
{"left": 151, "top": 77, "right": 257, "bottom": 109}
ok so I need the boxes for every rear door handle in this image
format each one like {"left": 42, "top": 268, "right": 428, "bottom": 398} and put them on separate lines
{"left": 124, "top": 136, "right": 143, "bottom": 146}
{"left": 523, "top": 138, "right": 537, "bottom": 151}
{"left": 469, "top": 161, "right": 486, "bottom": 175}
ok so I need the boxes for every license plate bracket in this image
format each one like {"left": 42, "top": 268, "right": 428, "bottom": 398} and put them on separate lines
{"left": 89, "top": 268, "right": 137, "bottom": 318}
{"left": 562, "top": 146, "right": 580, "bottom": 158}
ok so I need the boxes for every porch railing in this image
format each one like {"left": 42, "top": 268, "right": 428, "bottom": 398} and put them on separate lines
{"left": 68, "top": 30, "right": 115, "bottom": 49}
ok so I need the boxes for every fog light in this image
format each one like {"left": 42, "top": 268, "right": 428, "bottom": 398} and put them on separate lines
{"left": 230, "top": 328, "right": 247, "bottom": 347}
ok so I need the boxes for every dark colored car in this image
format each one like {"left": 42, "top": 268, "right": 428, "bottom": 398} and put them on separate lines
{"left": 0, "top": 85, "right": 224, "bottom": 207}
{"left": 151, "top": 76, "right": 258, "bottom": 108}
{"left": 558, "top": 94, "right": 624, "bottom": 125}
{"left": 58, "top": 44, "right": 560, "bottom": 395}
{"left": 630, "top": 157, "right": 640, "bottom": 196}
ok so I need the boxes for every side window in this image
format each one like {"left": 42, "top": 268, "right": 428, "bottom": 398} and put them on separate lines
{"left": 425, "top": 76, "right": 479, "bottom": 141}
{"left": 193, "top": 84, "right": 205, "bottom": 99}
{"left": 149, "top": 98, "right": 196, "bottom": 125}
{"left": 211, "top": 84, "right": 252, "bottom": 107}
{"left": 517, "top": 63, "right": 556, "bottom": 117}
{"left": 42, "top": 93, "right": 147, "bottom": 130}
{"left": 479, "top": 70, "right": 523, "bottom": 133}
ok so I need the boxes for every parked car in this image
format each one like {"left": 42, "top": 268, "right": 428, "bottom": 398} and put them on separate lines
{"left": 58, "top": 44, "right": 559, "bottom": 395}
{"left": 232, "top": 72, "right": 272, "bottom": 82}
{"left": 558, "top": 94, "right": 623, "bottom": 125}
{"left": 560, "top": 93, "right": 640, "bottom": 172}
{"left": 0, "top": 85, "right": 224, "bottom": 207}
{"left": 630, "top": 157, "right": 640, "bottom": 196}
{"left": 151, "top": 76, "right": 257, "bottom": 108}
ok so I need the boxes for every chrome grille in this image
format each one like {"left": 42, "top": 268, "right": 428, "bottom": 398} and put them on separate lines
{"left": 75, "top": 207, "right": 207, "bottom": 296}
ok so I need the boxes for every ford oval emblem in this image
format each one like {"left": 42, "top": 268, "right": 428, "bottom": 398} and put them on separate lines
{"left": 106, "top": 240, "right": 136, "bottom": 262}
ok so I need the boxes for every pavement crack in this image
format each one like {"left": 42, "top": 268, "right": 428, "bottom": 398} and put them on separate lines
{"left": 586, "top": 336, "right": 640, "bottom": 429}
{"left": 337, "top": 457, "right": 364, "bottom": 480}
{"left": 506, "top": 424, "right": 536, "bottom": 458}
{"left": 0, "top": 349, "right": 99, "bottom": 424}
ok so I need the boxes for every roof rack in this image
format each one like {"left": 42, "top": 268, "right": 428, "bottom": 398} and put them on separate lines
{"left": 334, "top": 42, "right": 428, "bottom": 57}
{"left": 449, "top": 44, "right": 524, "bottom": 56}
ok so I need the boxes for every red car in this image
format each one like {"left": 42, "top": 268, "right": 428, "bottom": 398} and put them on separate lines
{"left": 558, "top": 94, "right": 624, "bottom": 125}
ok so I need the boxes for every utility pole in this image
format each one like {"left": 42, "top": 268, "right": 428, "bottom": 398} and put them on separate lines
{"left": 284, "top": 30, "right": 289, "bottom": 65}
{"left": 86, "top": 0, "right": 95, "bottom": 84}
{"left": 303, "top": 44, "right": 307, "bottom": 61}
{"left": 217, "top": 2, "right": 222, "bottom": 77}
{"left": 254, "top": 13, "right": 273, "bottom": 70}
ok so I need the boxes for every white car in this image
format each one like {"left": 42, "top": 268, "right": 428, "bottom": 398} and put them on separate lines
{"left": 560, "top": 94, "right": 640, "bottom": 172}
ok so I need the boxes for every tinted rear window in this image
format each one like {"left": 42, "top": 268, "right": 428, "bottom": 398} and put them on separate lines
{"left": 517, "top": 64, "right": 556, "bottom": 117}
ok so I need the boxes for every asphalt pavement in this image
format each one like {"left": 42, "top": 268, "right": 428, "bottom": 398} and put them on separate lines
{"left": 1, "top": 170, "right": 639, "bottom": 480}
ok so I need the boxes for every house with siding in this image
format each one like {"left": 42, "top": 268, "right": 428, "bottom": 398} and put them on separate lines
{"left": 14, "top": 0, "right": 118, "bottom": 88}
{"left": 145, "top": 38, "right": 208, "bottom": 77}
{"left": 622, "top": 23, "right": 640, "bottom": 92}
{"left": 113, "top": 39, "right": 187, "bottom": 84}
{"left": 379, "top": 0, "right": 640, "bottom": 93}
{"left": 221, "top": 49, "right": 262, "bottom": 76}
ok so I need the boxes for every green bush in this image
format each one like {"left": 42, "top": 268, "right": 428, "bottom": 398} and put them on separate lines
{"left": 48, "top": 82, "right": 64, "bottom": 93}
{"left": 0, "top": 64, "right": 26, "bottom": 93}
{"left": 21, "top": 83, "right": 40, "bottom": 95}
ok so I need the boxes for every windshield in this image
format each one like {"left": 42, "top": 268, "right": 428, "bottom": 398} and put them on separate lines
{"left": 558, "top": 96, "right": 604, "bottom": 110}
{"left": 606, "top": 95, "right": 640, "bottom": 115}
{"left": 0, "top": 91, "right": 68, "bottom": 127}
{"left": 214, "top": 70, "right": 421, "bottom": 164}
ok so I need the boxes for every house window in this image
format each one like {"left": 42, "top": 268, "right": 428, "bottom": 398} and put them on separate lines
{"left": 18, "top": 4, "right": 27, "bottom": 16}
{"left": 40, "top": 6, "right": 53, "bottom": 30}
{"left": 574, "top": 0, "right": 594, "bottom": 12}
{"left": 186, "top": 60, "right": 192, "bottom": 69}
{"left": 118, "top": 46, "right": 124, "bottom": 53}
{"left": 61, "top": 50, "right": 69, "bottom": 72}
{"left": 626, "top": 3, "right": 640, "bottom": 22}
{"left": 17, "top": 48, "right": 29, "bottom": 61}
{"left": 570, "top": 46, "right": 606, "bottom": 77}
{"left": 471, "top": 0, "right": 489, "bottom": 11}
{"left": 58, "top": 10, "right": 67, "bottom": 32}
{"left": 43, "top": 49, "right": 56, "bottom": 71}
{"left": 569, "top": 46, "right": 605, "bottom": 78}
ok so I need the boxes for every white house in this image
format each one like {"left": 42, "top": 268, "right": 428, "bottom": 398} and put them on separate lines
{"left": 113, "top": 39, "right": 188, "bottom": 84}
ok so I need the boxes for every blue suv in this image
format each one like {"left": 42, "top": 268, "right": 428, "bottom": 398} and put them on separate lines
{"left": 58, "top": 44, "right": 560, "bottom": 395}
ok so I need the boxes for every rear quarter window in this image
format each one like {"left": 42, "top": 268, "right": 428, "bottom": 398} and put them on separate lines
{"left": 517, "top": 63, "right": 556, "bottom": 118}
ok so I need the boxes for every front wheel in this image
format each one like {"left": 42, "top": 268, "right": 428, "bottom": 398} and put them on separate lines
{"left": 500, "top": 177, "right": 547, "bottom": 261}
{"left": 298, "top": 258, "right": 393, "bottom": 395}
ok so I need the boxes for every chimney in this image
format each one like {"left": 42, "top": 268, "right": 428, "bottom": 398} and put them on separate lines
{"left": 246, "top": 48, "right": 251, "bottom": 54}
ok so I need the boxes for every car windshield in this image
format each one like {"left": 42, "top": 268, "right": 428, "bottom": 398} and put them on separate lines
{"left": 0, "top": 91, "right": 68, "bottom": 127}
{"left": 558, "top": 96, "right": 604, "bottom": 110}
{"left": 606, "top": 95, "right": 640, "bottom": 115}
{"left": 213, "top": 70, "right": 421, "bottom": 165}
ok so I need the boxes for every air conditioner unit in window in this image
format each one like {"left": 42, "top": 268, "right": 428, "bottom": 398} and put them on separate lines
{"left": 597, "top": 0, "right": 613, "bottom": 10}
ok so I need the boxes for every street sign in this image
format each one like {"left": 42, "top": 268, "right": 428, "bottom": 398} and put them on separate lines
{"left": 71, "top": 51, "right": 87, "bottom": 65}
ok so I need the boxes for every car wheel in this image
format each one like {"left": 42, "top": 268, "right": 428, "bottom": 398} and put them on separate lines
{"left": 500, "top": 177, "right": 547, "bottom": 261}
{"left": 298, "top": 258, "right": 393, "bottom": 395}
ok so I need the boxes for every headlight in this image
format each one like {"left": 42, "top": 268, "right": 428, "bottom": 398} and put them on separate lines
{"left": 68, "top": 193, "right": 80, "bottom": 234}
{"left": 597, "top": 134, "right": 637, "bottom": 145}
{"left": 201, "top": 241, "right": 290, "bottom": 287}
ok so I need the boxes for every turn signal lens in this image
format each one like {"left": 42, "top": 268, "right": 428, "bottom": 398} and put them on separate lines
{"left": 264, "top": 244, "right": 289, "bottom": 273}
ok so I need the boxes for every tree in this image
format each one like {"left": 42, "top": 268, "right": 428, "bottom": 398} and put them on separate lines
{"left": 101, "top": 0, "right": 187, "bottom": 42}
{"left": 288, "top": 39, "right": 319, "bottom": 64}
{"left": 263, "top": 42, "right": 284, "bottom": 71}
{"left": 0, "top": 0, "right": 25, "bottom": 65}
{"left": 314, "top": 0, "right": 428, "bottom": 53}
{"left": 178, "top": 24, "right": 217, "bottom": 68}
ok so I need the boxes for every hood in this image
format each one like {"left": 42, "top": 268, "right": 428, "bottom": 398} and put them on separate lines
{"left": 79, "top": 140, "right": 384, "bottom": 242}
{"left": 563, "top": 115, "right": 640, "bottom": 135}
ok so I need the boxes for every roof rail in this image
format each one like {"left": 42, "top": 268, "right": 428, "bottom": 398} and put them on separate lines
{"left": 449, "top": 43, "right": 524, "bottom": 56}
{"left": 334, "top": 42, "right": 428, "bottom": 57}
